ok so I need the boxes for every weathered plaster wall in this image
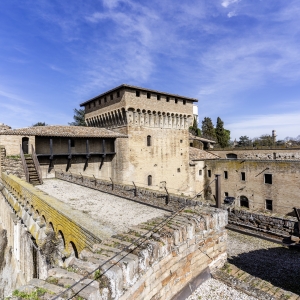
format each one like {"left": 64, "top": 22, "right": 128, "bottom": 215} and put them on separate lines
{"left": 0, "top": 135, "right": 35, "bottom": 156}
{"left": 205, "top": 159, "right": 300, "bottom": 215}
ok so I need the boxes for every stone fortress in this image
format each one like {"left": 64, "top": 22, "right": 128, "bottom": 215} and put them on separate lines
{"left": 0, "top": 84, "right": 299, "bottom": 299}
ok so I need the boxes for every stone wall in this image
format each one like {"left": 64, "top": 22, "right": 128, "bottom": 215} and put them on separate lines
{"left": 1, "top": 172, "right": 106, "bottom": 253}
{"left": 210, "top": 148, "right": 300, "bottom": 160}
{"left": 0, "top": 135, "right": 35, "bottom": 156}
{"left": 205, "top": 159, "right": 300, "bottom": 215}
{"left": 56, "top": 171, "right": 200, "bottom": 212}
{"left": 228, "top": 208, "right": 297, "bottom": 238}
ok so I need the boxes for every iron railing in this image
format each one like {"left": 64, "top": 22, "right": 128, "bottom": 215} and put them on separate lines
{"left": 31, "top": 145, "right": 43, "bottom": 184}
{"left": 20, "top": 144, "right": 29, "bottom": 183}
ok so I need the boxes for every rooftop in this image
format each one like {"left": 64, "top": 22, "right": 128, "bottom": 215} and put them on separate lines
{"left": 189, "top": 147, "right": 220, "bottom": 161}
{"left": 80, "top": 83, "right": 198, "bottom": 106}
{"left": 0, "top": 125, "right": 127, "bottom": 138}
{"left": 189, "top": 133, "right": 216, "bottom": 144}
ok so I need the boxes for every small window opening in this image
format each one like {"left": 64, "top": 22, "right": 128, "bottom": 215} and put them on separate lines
{"left": 175, "top": 98, "right": 178, "bottom": 104}
{"left": 117, "top": 91, "right": 120, "bottom": 97}
{"left": 208, "top": 170, "right": 211, "bottom": 177}
{"left": 183, "top": 100, "right": 186, "bottom": 105}
{"left": 157, "top": 94, "right": 161, "bottom": 100}
{"left": 224, "top": 171, "right": 228, "bottom": 179}
{"left": 104, "top": 96, "right": 107, "bottom": 103}
{"left": 224, "top": 192, "right": 228, "bottom": 197}
{"left": 147, "top": 135, "right": 151, "bottom": 146}
{"left": 110, "top": 94, "right": 113, "bottom": 100}
{"left": 273, "top": 152, "right": 276, "bottom": 159}
{"left": 93, "top": 101, "right": 96, "bottom": 107}
{"left": 199, "top": 170, "right": 202, "bottom": 176}
{"left": 241, "top": 172, "right": 246, "bottom": 181}
{"left": 166, "top": 96, "right": 170, "bottom": 102}
{"left": 71, "top": 139, "right": 75, "bottom": 147}
{"left": 266, "top": 199, "right": 273, "bottom": 211}
{"left": 177, "top": 168, "right": 181, "bottom": 173}
{"left": 240, "top": 196, "right": 249, "bottom": 208}
{"left": 180, "top": 140, "right": 183, "bottom": 143}
{"left": 190, "top": 143, "right": 193, "bottom": 147}
{"left": 264, "top": 174, "right": 272, "bottom": 184}
{"left": 88, "top": 103, "right": 91, "bottom": 109}
{"left": 136, "top": 90, "right": 140, "bottom": 97}
{"left": 147, "top": 92, "right": 151, "bottom": 99}
{"left": 99, "top": 99, "right": 101, "bottom": 105}
{"left": 148, "top": 175, "right": 152, "bottom": 186}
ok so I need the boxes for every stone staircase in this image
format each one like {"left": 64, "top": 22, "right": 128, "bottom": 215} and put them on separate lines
{"left": 25, "top": 156, "right": 42, "bottom": 185}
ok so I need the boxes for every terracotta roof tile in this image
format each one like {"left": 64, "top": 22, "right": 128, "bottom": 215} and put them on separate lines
{"left": 189, "top": 147, "right": 220, "bottom": 160}
{"left": 0, "top": 126, "right": 127, "bottom": 138}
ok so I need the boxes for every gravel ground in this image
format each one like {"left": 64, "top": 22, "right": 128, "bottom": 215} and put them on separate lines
{"left": 186, "top": 278, "right": 258, "bottom": 300}
{"left": 37, "top": 179, "right": 167, "bottom": 234}
{"left": 227, "top": 230, "right": 300, "bottom": 295}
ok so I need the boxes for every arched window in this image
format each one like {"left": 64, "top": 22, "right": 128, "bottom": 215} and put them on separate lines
{"left": 148, "top": 175, "right": 152, "bottom": 186}
{"left": 240, "top": 195, "right": 249, "bottom": 208}
{"left": 226, "top": 153, "right": 237, "bottom": 159}
{"left": 147, "top": 135, "right": 151, "bottom": 146}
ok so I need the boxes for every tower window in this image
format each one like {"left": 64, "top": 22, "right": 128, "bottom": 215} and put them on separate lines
{"left": 157, "top": 94, "right": 161, "bottom": 100}
{"left": 199, "top": 170, "right": 202, "bottom": 175}
{"left": 241, "top": 172, "right": 246, "bottom": 181}
{"left": 104, "top": 96, "right": 107, "bottom": 103}
{"left": 208, "top": 170, "right": 211, "bottom": 177}
{"left": 175, "top": 98, "right": 178, "bottom": 104}
{"left": 166, "top": 96, "right": 170, "bottom": 102}
{"left": 177, "top": 168, "right": 181, "bottom": 172}
{"left": 110, "top": 94, "right": 113, "bottom": 100}
{"left": 148, "top": 175, "right": 152, "bottom": 186}
{"left": 136, "top": 90, "right": 140, "bottom": 97}
{"left": 147, "top": 135, "right": 151, "bottom": 146}
{"left": 266, "top": 199, "right": 273, "bottom": 211}
{"left": 71, "top": 139, "right": 75, "bottom": 147}
{"left": 147, "top": 92, "right": 151, "bottom": 99}
{"left": 88, "top": 103, "right": 91, "bottom": 108}
{"left": 264, "top": 174, "right": 272, "bottom": 184}
{"left": 224, "top": 171, "right": 228, "bottom": 179}
{"left": 183, "top": 100, "right": 186, "bottom": 105}
{"left": 99, "top": 99, "right": 101, "bottom": 105}
{"left": 117, "top": 91, "right": 120, "bottom": 97}
{"left": 93, "top": 102, "right": 96, "bottom": 107}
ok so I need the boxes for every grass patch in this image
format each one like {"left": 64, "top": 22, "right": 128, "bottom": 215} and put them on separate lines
{"left": 12, "top": 287, "right": 48, "bottom": 299}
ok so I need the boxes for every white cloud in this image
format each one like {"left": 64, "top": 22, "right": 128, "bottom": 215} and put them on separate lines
{"left": 221, "top": 0, "right": 240, "bottom": 8}
{"left": 227, "top": 11, "right": 237, "bottom": 17}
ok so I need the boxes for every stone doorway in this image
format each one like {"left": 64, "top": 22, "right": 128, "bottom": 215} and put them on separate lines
{"left": 22, "top": 137, "right": 29, "bottom": 154}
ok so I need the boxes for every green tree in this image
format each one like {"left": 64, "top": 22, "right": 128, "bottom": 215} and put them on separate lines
{"left": 32, "top": 122, "right": 47, "bottom": 126}
{"left": 201, "top": 117, "right": 216, "bottom": 141}
{"left": 215, "top": 117, "right": 230, "bottom": 148}
{"left": 189, "top": 117, "right": 202, "bottom": 136}
{"left": 238, "top": 135, "right": 251, "bottom": 147}
{"left": 69, "top": 108, "right": 86, "bottom": 126}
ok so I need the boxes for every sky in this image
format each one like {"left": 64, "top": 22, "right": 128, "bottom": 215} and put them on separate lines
{"left": 0, "top": 0, "right": 300, "bottom": 140}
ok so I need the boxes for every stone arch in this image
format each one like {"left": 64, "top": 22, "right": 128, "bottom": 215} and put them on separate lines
{"left": 68, "top": 241, "right": 79, "bottom": 258}
{"left": 57, "top": 230, "right": 66, "bottom": 252}
{"left": 226, "top": 153, "right": 238, "bottom": 159}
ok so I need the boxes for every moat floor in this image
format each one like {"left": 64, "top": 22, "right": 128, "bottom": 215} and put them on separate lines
{"left": 37, "top": 178, "right": 167, "bottom": 235}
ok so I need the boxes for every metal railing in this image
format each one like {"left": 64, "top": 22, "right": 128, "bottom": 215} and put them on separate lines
{"left": 31, "top": 144, "right": 43, "bottom": 184}
{"left": 20, "top": 144, "right": 29, "bottom": 183}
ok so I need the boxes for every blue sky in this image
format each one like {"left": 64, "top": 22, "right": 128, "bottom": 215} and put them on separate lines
{"left": 0, "top": 0, "right": 300, "bottom": 140}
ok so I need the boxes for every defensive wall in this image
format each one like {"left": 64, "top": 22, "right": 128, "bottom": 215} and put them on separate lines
{"left": 210, "top": 148, "right": 300, "bottom": 160}
{"left": 205, "top": 159, "right": 300, "bottom": 215}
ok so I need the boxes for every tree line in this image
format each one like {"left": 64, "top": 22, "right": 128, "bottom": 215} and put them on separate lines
{"left": 190, "top": 116, "right": 231, "bottom": 148}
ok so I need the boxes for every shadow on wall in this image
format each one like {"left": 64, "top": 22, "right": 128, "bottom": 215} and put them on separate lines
{"left": 228, "top": 246, "right": 300, "bottom": 295}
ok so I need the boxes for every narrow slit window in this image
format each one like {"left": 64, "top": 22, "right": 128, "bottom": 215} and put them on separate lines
{"left": 93, "top": 101, "right": 96, "bottom": 107}
{"left": 183, "top": 100, "right": 186, "bottom": 105}
{"left": 241, "top": 172, "right": 246, "bottom": 181}
{"left": 177, "top": 168, "right": 181, "bottom": 173}
{"left": 224, "top": 171, "right": 228, "bottom": 179}
{"left": 148, "top": 175, "right": 152, "bottom": 186}
{"left": 199, "top": 170, "right": 202, "bottom": 175}
{"left": 71, "top": 139, "right": 75, "bottom": 147}
{"left": 117, "top": 91, "right": 120, "bottom": 97}
{"left": 175, "top": 98, "right": 178, "bottom": 104}
{"left": 166, "top": 96, "right": 170, "bottom": 102}
{"left": 208, "top": 170, "right": 211, "bottom": 177}
{"left": 110, "top": 94, "right": 113, "bottom": 100}
{"left": 104, "top": 96, "right": 107, "bottom": 103}
{"left": 264, "top": 174, "right": 272, "bottom": 184}
{"left": 266, "top": 199, "right": 273, "bottom": 211}
{"left": 147, "top": 92, "right": 151, "bottom": 99}
{"left": 147, "top": 135, "right": 151, "bottom": 146}
{"left": 157, "top": 94, "right": 161, "bottom": 100}
{"left": 136, "top": 90, "right": 140, "bottom": 97}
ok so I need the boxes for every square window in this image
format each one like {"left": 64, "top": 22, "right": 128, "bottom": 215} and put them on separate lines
{"left": 224, "top": 171, "right": 228, "bottom": 179}
{"left": 110, "top": 94, "right": 113, "bottom": 100}
{"left": 199, "top": 170, "right": 202, "bottom": 175}
{"left": 266, "top": 199, "right": 273, "bottom": 211}
{"left": 183, "top": 100, "right": 186, "bottom": 105}
{"left": 136, "top": 90, "right": 140, "bottom": 97}
{"left": 241, "top": 172, "right": 246, "bottom": 181}
{"left": 224, "top": 192, "right": 228, "bottom": 197}
{"left": 208, "top": 170, "right": 211, "bottom": 177}
{"left": 264, "top": 174, "right": 272, "bottom": 184}
{"left": 177, "top": 168, "right": 181, "bottom": 172}
{"left": 157, "top": 94, "right": 161, "bottom": 100}
{"left": 117, "top": 91, "right": 120, "bottom": 97}
{"left": 166, "top": 96, "right": 170, "bottom": 102}
{"left": 175, "top": 98, "right": 178, "bottom": 104}
{"left": 147, "top": 92, "right": 151, "bottom": 99}
{"left": 180, "top": 140, "right": 183, "bottom": 143}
